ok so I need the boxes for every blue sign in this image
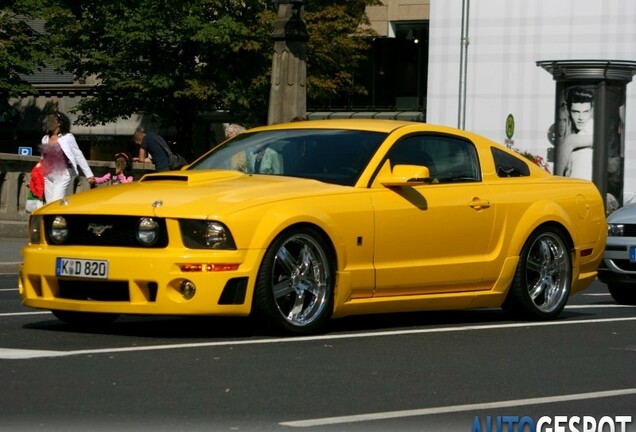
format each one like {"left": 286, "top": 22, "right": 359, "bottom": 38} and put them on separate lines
{"left": 18, "top": 147, "right": 32, "bottom": 156}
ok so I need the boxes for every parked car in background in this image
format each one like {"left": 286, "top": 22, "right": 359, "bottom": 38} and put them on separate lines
{"left": 597, "top": 204, "right": 636, "bottom": 304}
{"left": 19, "top": 119, "right": 606, "bottom": 334}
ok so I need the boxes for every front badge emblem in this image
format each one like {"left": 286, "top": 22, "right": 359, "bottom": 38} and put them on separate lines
{"left": 87, "top": 223, "right": 113, "bottom": 237}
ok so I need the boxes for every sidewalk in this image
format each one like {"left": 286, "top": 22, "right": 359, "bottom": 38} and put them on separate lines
{"left": 0, "top": 221, "right": 29, "bottom": 274}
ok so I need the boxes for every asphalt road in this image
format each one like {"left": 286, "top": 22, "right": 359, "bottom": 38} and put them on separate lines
{"left": 1, "top": 274, "right": 635, "bottom": 432}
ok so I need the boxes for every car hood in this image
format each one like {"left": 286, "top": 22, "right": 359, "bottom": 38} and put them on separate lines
{"left": 37, "top": 170, "right": 347, "bottom": 218}
{"left": 607, "top": 204, "right": 636, "bottom": 224}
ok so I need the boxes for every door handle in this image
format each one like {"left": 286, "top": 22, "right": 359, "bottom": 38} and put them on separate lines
{"left": 469, "top": 198, "right": 490, "bottom": 210}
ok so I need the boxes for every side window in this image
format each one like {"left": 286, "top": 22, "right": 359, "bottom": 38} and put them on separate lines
{"left": 385, "top": 135, "right": 481, "bottom": 184}
{"left": 385, "top": 136, "right": 437, "bottom": 172}
{"left": 491, "top": 147, "right": 530, "bottom": 177}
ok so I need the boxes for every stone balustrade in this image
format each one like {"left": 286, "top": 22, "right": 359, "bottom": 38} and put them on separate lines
{"left": 0, "top": 153, "right": 154, "bottom": 237}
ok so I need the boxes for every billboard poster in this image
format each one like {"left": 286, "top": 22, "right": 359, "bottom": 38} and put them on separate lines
{"left": 606, "top": 83, "right": 626, "bottom": 209}
{"left": 554, "top": 85, "right": 595, "bottom": 180}
{"left": 553, "top": 82, "right": 626, "bottom": 209}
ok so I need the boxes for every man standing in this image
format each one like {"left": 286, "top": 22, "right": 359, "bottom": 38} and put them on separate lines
{"left": 133, "top": 129, "right": 171, "bottom": 172}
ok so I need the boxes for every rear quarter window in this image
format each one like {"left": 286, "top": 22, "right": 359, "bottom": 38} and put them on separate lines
{"left": 491, "top": 147, "right": 530, "bottom": 177}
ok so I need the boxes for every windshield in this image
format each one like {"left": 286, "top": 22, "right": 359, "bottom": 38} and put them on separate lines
{"left": 188, "top": 129, "right": 387, "bottom": 186}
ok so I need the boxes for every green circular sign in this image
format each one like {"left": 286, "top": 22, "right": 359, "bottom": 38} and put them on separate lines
{"left": 505, "top": 114, "right": 515, "bottom": 139}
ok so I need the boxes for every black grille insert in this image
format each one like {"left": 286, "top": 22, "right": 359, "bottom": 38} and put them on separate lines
{"left": 58, "top": 280, "right": 130, "bottom": 301}
{"left": 44, "top": 215, "right": 168, "bottom": 247}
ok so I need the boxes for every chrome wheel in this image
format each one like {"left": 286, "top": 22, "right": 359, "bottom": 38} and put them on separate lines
{"left": 254, "top": 228, "right": 334, "bottom": 334}
{"left": 524, "top": 232, "right": 570, "bottom": 313}
{"left": 504, "top": 227, "right": 571, "bottom": 319}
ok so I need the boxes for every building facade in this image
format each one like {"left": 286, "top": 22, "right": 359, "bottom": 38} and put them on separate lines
{"left": 426, "top": 0, "right": 636, "bottom": 200}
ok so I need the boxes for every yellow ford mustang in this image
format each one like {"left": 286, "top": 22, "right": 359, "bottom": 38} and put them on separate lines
{"left": 20, "top": 119, "right": 606, "bottom": 334}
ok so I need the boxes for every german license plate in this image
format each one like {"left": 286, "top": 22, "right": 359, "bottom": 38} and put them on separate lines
{"left": 630, "top": 246, "right": 636, "bottom": 263}
{"left": 56, "top": 258, "right": 109, "bottom": 279}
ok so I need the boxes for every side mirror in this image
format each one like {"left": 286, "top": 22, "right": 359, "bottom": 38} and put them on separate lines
{"left": 379, "top": 164, "right": 431, "bottom": 187}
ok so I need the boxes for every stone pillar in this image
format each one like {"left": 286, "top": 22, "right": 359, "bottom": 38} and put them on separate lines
{"left": 268, "top": 0, "right": 308, "bottom": 125}
{"left": 537, "top": 60, "right": 636, "bottom": 208}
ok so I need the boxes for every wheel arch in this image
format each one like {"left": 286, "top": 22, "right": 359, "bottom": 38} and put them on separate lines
{"left": 271, "top": 222, "right": 339, "bottom": 272}
{"left": 507, "top": 200, "right": 577, "bottom": 259}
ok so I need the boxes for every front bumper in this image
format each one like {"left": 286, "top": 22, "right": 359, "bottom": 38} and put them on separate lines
{"left": 597, "top": 237, "right": 636, "bottom": 285}
{"left": 19, "top": 243, "right": 264, "bottom": 316}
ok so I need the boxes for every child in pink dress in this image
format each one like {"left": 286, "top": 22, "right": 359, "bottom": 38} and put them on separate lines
{"left": 94, "top": 152, "right": 134, "bottom": 185}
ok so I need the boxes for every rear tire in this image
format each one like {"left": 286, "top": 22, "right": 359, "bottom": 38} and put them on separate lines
{"left": 607, "top": 283, "right": 636, "bottom": 305}
{"left": 503, "top": 226, "right": 572, "bottom": 320}
{"left": 253, "top": 227, "right": 334, "bottom": 335}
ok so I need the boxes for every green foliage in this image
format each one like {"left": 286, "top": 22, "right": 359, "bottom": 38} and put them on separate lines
{"left": 305, "top": 2, "right": 378, "bottom": 104}
{"left": 13, "top": 0, "right": 379, "bottom": 151}
{"left": 0, "top": 0, "right": 48, "bottom": 118}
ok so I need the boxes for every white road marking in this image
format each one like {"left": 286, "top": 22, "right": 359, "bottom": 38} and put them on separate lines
{"left": 1, "top": 316, "right": 636, "bottom": 360}
{"left": 279, "top": 388, "right": 636, "bottom": 427}
{"left": 0, "top": 311, "right": 51, "bottom": 317}
{"left": 566, "top": 304, "right": 635, "bottom": 308}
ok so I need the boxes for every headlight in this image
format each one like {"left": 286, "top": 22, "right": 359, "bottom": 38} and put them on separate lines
{"left": 49, "top": 216, "right": 69, "bottom": 244}
{"left": 137, "top": 217, "right": 159, "bottom": 246}
{"left": 29, "top": 215, "right": 42, "bottom": 244}
{"left": 180, "top": 220, "right": 236, "bottom": 249}
{"left": 607, "top": 223, "right": 624, "bottom": 237}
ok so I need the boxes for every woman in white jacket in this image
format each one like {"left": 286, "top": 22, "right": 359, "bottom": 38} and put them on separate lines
{"left": 40, "top": 112, "right": 95, "bottom": 203}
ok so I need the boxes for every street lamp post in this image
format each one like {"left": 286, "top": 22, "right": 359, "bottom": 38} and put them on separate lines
{"left": 268, "top": 0, "right": 308, "bottom": 125}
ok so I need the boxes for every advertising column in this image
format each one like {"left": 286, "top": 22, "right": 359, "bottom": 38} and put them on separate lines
{"left": 537, "top": 60, "right": 636, "bottom": 210}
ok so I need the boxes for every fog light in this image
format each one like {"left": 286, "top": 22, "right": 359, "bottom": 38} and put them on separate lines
{"left": 180, "top": 280, "right": 196, "bottom": 300}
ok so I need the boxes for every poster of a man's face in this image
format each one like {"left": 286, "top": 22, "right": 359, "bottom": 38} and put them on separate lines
{"left": 568, "top": 88, "right": 594, "bottom": 133}
{"left": 554, "top": 85, "right": 595, "bottom": 180}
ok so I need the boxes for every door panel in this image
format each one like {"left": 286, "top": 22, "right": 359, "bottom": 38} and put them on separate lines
{"left": 370, "top": 134, "right": 496, "bottom": 296}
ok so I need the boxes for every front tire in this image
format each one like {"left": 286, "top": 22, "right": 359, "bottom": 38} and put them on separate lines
{"left": 608, "top": 283, "right": 636, "bottom": 305}
{"left": 253, "top": 227, "right": 334, "bottom": 335}
{"left": 503, "top": 226, "right": 572, "bottom": 320}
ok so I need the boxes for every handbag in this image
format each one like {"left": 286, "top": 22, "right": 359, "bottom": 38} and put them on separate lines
{"left": 25, "top": 190, "right": 44, "bottom": 213}
{"left": 168, "top": 152, "right": 189, "bottom": 170}
{"left": 154, "top": 135, "right": 188, "bottom": 170}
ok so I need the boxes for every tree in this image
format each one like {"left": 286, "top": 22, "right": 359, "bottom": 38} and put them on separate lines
{"left": 40, "top": 0, "right": 378, "bottom": 156}
{"left": 305, "top": 1, "right": 379, "bottom": 108}
{"left": 0, "top": 0, "right": 48, "bottom": 119}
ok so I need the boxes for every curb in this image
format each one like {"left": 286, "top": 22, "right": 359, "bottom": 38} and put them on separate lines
{"left": 0, "top": 263, "right": 20, "bottom": 274}
{"left": 0, "top": 220, "right": 28, "bottom": 239}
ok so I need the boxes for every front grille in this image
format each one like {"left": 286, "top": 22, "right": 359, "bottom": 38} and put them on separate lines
{"left": 44, "top": 215, "right": 168, "bottom": 247}
{"left": 623, "top": 224, "right": 636, "bottom": 237}
{"left": 59, "top": 280, "right": 130, "bottom": 301}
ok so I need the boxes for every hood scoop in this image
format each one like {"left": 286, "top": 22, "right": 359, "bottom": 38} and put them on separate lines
{"left": 140, "top": 174, "right": 189, "bottom": 183}
{"left": 139, "top": 170, "right": 246, "bottom": 184}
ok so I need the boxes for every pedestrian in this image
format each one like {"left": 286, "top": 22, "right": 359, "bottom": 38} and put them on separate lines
{"left": 225, "top": 124, "right": 245, "bottom": 141}
{"left": 40, "top": 111, "right": 95, "bottom": 203}
{"left": 94, "top": 152, "right": 134, "bottom": 185}
{"left": 224, "top": 124, "right": 247, "bottom": 170}
{"left": 133, "top": 128, "right": 171, "bottom": 171}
